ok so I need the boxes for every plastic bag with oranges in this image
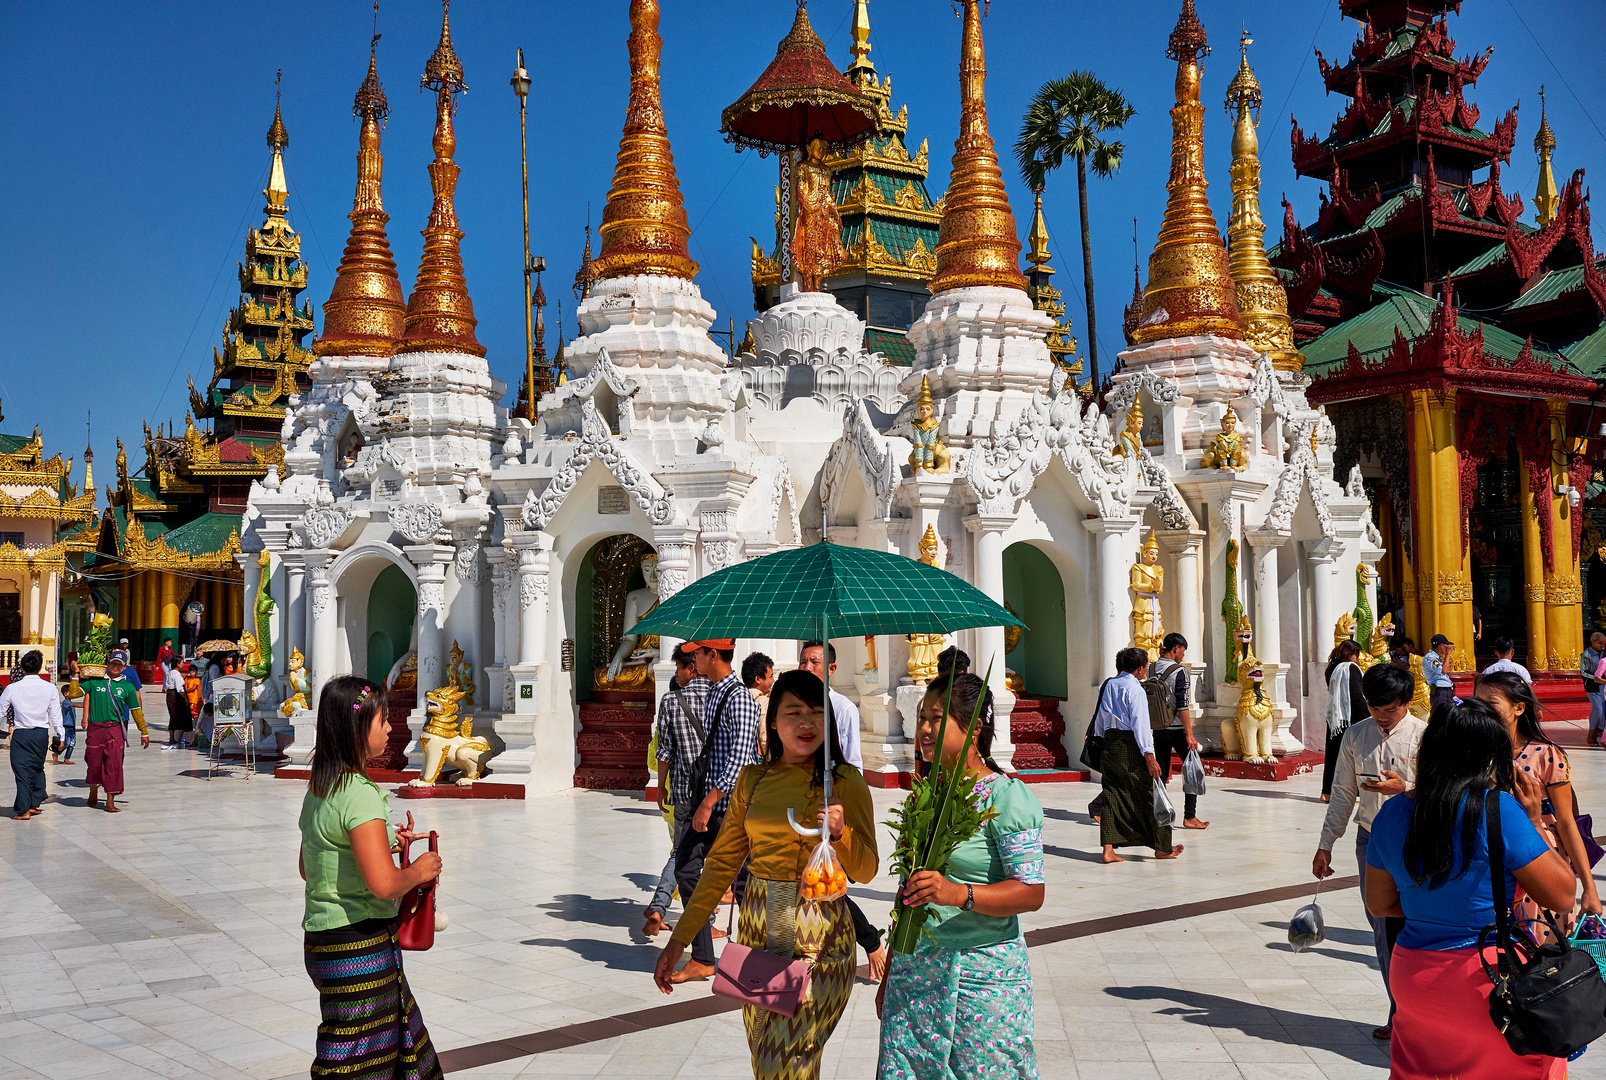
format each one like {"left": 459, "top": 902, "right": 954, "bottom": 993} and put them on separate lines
{"left": 801, "top": 836, "right": 848, "bottom": 902}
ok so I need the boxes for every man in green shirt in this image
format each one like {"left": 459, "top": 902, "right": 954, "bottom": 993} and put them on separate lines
{"left": 84, "top": 655, "right": 148, "bottom": 813}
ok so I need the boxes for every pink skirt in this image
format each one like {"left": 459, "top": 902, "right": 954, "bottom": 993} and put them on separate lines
{"left": 1389, "top": 945, "right": 1566, "bottom": 1079}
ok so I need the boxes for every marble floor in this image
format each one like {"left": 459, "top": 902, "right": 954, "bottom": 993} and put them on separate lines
{"left": 1, "top": 699, "right": 1603, "bottom": 1079}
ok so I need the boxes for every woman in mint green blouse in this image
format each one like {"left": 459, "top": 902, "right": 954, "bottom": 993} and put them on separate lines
{"left": 876, "top": 673, "right": 1046, "bottom": 1079}
{"left": 297, "top": 676, "right": 443, "bottom": 1080}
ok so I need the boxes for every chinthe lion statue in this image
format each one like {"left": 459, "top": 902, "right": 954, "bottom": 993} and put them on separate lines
{"left": 1407, "top": 652, "right": 1433, "bottom": 721}
{"left": 1332, "top": 612, "right": 1358, "bottom": 650}
{"left": 1226, "top": 648, "right": 1276, "bottom": 764}
{"left": 1359, "top": 613, "right": 1395, "bottom": 672}
{"left": 408, "top": 685, "right": 493, "bottom": 787}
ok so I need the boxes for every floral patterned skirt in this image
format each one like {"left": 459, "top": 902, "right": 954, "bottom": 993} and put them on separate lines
{"left": 876, "top": 935, "right": 1037, "bottom": 1080}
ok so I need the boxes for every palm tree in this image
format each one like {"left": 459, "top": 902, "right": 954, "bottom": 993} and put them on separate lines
{"left": 1015, "top": 72, "right": 1136, "bottom": 390}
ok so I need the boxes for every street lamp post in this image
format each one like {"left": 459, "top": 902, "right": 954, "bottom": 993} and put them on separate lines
{"left": 512, "top": 49, "right": 536, "bottom": 420}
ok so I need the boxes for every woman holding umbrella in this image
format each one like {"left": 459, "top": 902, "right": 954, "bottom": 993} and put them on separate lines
{"left": 654, "top": 670, "right": 878, "bottom": 1080}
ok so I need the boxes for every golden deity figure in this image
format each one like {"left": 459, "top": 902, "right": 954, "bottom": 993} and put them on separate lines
{"left": 1360, "top": 613, "right": 1394, "bottom": 672}
{"left": 906, "top": 525, "right": 945, "bottom": 684}
{"left": 1332, "top": 612, "right": 1358, "bottom": 650}
{"left": 1113, "top": 397, "right": 1143, "bottom": 458}
{"left": 409, "top": 685, "right": 493, "bottom": 787}
{"left": 446, "top": 639, "right": 474, "bottom": 709}
{"left": 908, "top": 377, "right": 951, "bottom": 474}
{"left": 1130, "top": 535, "right": 1165, "bottom": 659}
{"left": 594, "top": 551, "right": 661, "bottom": 692}
{"left": 1200, "top": 408, "right": 1249, "bottom": 471}
{"left": 279, "top": 648, "right": 311, "bottom": 717}
{"left": 790, "top": 137, "right": 847, "bottom": 293}
{"left": 1004, "top": 602, "right": 1025, "bottom": 693}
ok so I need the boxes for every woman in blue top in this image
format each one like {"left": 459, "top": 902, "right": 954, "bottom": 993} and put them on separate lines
{"left": 876, "top": 672, "right": 1046, "bottom": 1080}
{"left": 1365, "top": 697, "right": 1576, "bottom": 1079}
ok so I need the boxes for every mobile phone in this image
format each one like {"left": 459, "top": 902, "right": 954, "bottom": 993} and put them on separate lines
{"left": 1357, "top": 773, "right": 1380, "bottom": 782}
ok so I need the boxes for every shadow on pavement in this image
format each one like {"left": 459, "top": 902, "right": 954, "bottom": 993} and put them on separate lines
{"left": 1105, "top": 985, "right": 1390, "bottom": 1065}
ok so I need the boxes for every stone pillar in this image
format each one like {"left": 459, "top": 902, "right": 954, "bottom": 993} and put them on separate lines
{"left": 26, "top": 572, "right": 40, "bottom": 645}
{"left": 307, "top": 554, "right": 337, "bottom": 705}
{"left": 651, "top": 529, "right": 697, "bottom": 701}
{"left": 1518, "top": 451, "right": 1550, "bottom": 670}
{"left": 498, "top": 531, "right": 566, "bottom": 794}
{"left": 855, "top": 518, "right": 911, "bottom": 784}
{"left": 486, "top": 547, "right": 509, "bottom": 712}
{"left": 1082, "top": 517, "right": 1141, "bottom": 681}
{"left": 1544, "top": 399, "right": 1582, "bottom": 673}
{"left": 284, "top": 554, "right": 306, "bottom": 669}
{"left": 1247, "top": 530, "right": 1300, "bottom": 754}
{"left": 1159, "top": 529, "right": 1206, "bottom": 691}
{"left": 447, "top": 534, "right": 486, "bottom": 707}
{"left": 966, "top": 514, "right": 1016, "bottom": 771}
{"left": 407, "top": 546, "right": 452, "bottom": 714}
{"left": 516, "top": 544, "right": 546, "bottom": 668}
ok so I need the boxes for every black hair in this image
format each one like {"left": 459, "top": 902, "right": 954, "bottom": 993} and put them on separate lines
{"left": 800, "top": 640, "right": 837, "bottom": 665}
{"left": 1361, "top": 662, "right": 1413, "bottom": 708}
{"left": 308, "top": 675, "right": 387, "bottom": 799}
{"left": 1161, "top": 633, "right": 1188, "bottom": 653}
{"left": 1325, "top": 640, "right": 1361, "bottom": 683}
{"left": 1115, "top": 646, "right": 1149, "bottom": 674}
{"left": 698, "top": 646, "right": 735, "bottom": 664}
{"left": 672, "top": 646, "right": 697, "bottom": 669}
{"left": 1403, "top": 696, "right": 1515, "bottom": 889}
{"left": 921, "top": 671, "right": 1000, "bottom": 774}
{"left": 765, "top": 669, "right": 847, "bottom": 789}
{"left": 741, "top": 651, "right": 774, "bottom": 688}
{"left": 19, "top": 650, "right": 43, "bottom": 675}
{"left": 936, "top": 646, "right": 970, "bottom": 675}
{"left": 1475, "top": 670, "right": 1551, "bottom": 748}
{"left": 1492, "top": 636, "right": 1515, "bottom": 655}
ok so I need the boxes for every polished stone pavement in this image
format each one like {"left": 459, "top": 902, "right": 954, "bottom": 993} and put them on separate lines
{"left": 0, "top": 697, "right": 1602, "bottom": 1079}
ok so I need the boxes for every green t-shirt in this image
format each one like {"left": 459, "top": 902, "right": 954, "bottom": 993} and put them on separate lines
{"left": 82, "top": 677, "right": 140, "bottom": 724}
{"left": 299, "top": 774, "right": 398, "bottom": 932}
{"left": 923, "top": 774, "right": 1046, "bottom": 950}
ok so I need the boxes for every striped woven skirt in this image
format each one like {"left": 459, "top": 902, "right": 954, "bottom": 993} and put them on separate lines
{"left": 738, "top": 876, "right": 856, "bottom": 1080}
{"left": 304, "top": 917, "right": 441, "bottom": 1080}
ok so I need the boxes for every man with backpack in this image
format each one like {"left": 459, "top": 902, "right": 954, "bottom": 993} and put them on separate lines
{"left": 1147, "top": 633, "right": 1208, "bottom": 830}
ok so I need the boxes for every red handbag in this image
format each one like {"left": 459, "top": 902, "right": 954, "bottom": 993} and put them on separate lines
{"left": 397, "top": 831, "right": 439, "bottom": 951}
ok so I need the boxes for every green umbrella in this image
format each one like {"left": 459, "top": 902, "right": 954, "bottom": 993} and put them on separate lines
{"left": 625, "top": 542, "right": 1025, "bottom": 642}
{"left": 626, "top": 542, "right": 1024, "bottom": 834}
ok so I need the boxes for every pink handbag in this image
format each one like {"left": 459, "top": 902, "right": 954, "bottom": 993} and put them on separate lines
{"left": 710, "top": 901, "right": 812, "bottom": 1016}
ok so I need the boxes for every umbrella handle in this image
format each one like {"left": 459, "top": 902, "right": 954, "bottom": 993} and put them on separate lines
{"left": 787, "top": 807, "right": 822, "bottom": 838}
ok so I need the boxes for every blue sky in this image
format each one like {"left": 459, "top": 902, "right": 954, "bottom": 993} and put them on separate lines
{"left": 2, "top": 0, "right": 1601, "bottom": 488}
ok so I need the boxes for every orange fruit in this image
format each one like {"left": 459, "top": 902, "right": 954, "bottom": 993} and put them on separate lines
{"left": 804, "top": 867, "right": 822, "bottom": 886}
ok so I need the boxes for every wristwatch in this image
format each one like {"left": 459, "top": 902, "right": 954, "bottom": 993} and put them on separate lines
{"left": 962, "top": 884, "right": 975, "bottom": 911}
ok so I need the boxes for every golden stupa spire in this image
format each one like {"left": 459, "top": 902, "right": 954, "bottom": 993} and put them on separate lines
{"left": 316, "top": 12, "right": 408, "bottom": 358}
{"left": 264, "top": 71, "right": 290, "bottom": 218}
{"left": 1027, "top": 193, "right": 1052, "bottom": 270}
{"left": 400, "top": 0, "right": 485, "bottom": 356}
{"left": 930, "top": 0, "right": 1028, "bottom": 294}
{"left": 1132, "top": 0, "right": 1244, "bottom": 344}
{"left": 849, "top": 0, "right": 874, "bottom": 75}
{"left": 591, "top": 0, "right": 697, "bottom": 281}
{"left": 1224, "top": 29, "right": 1299, "bottom": 371}
{"left": 1534, "top": 85, "right": 1560, "bottom": 227}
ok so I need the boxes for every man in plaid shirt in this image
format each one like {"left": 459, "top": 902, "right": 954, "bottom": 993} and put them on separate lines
{"left": 669, "top": 638, "right": 763, "bottom": 983}
{"left": 643, "top": 647, "right": 711, "bottom": 937}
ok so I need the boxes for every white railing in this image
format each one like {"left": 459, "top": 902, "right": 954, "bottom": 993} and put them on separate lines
{"left": 0, "top": 644, "right": 57, "bottom": 677}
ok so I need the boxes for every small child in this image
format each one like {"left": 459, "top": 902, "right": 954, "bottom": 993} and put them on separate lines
{"left": 199, "top": 701, "right": 216, "bottom": 749}
{"left": 57, "top": 677, "right": 77, "bottom": 764}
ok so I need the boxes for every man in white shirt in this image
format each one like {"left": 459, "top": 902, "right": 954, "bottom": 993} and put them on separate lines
{"left": 162, "top": 661, "right": 194, "bottom": 748}
{"left": 2, "top": 650, "right": 63, "bottom": 819}
{"left": 1313, "top": 662, "right": 1426, "bottom": 1043}
{"left": 1481, "top": 636, "right": 1531, "bottom": 684}
{"left": 1094, "top": 647, "right": 1183, "bottom": 864}
{"left": 798, "top": 641, "right": 861, "bottom": 769}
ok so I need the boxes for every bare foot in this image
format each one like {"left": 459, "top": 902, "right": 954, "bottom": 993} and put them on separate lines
{"left": 669, "top": 960, "right": 715, "bottom": 984}
{"left": 105, "top": 799, "right": 120, "bottom": 814}
{"left": 86, "top": 791, "right": 99, "bottom": 809}
{"left": 641, "top": 911, "right": 670, "bottom": 937}
{"left": 711, "top": 926, "right": 728, "bottom": 940}
{"left": 1372, "top": 1025, "right": 1391, "bottom": 1041}
{"left": 1101, "top": 846, "right": 1125, "bottom": 864}
{"left": 1320, "top": 794, "right": 1331, "bottom": 803}
{"left": 1155, "top": 845, "right": 1185, "bottom": 859}
{"left": 1184, "top": 818, "right": 1210, "bottom": 829}
{"left": 866, "top": 945, "right": 888, "bottom": 982}
{"left": 13, "top": 810, "right": 34, "bottom": 820}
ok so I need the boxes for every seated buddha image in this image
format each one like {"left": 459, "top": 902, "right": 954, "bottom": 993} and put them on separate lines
{"left": 593, "top": 550, "right": 660, "bottom": 694}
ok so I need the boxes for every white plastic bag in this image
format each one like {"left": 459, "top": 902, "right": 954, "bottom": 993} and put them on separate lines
{"left": 1153, "top": 782, "right": 1177, "bottom": 829}
{"left": 1182, "top": 749, "right": 1207, "bottom": 797}
{"left": 1288, "top": 881, "right": 1327, "bottom": 953}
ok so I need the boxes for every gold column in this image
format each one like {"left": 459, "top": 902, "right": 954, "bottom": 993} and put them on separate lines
{"left": 1544, "top": 399, "right": 1582, "bottom": 672}
{"left": 143, "top": 570, "right": 159, "bottom": 642}
{"left": 1429, "top": 390, "right": 1474, "bottom": 670}
{"left": 159, "top": 572, "right": 181, "bottom": 642}
{"left": 1408, "top": 391, "right": 1436, "bottom": 642}
{"left": 121, "top": 573, "right": 138, "bottom": 632}
{"left": 1519, "top": 452, "right": 1550, "bottom": 670}
{"left": 228, "top": 574, "right": 243, "bottom": 630}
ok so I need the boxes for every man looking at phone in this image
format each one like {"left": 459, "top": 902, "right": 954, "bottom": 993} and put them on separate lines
{"left": 1312, "top": 663, "right": 1426, "bottom": 1043}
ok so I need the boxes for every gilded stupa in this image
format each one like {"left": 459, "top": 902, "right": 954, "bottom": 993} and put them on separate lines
{"left": 1223, "top": 30, "right": 1300, "bottom": 371}
{"left": 400, "top": 0, "right": 485, "bottom": 356}
{"left": 591, "top": 0, "right": 697, "bottom": 281}
{"left": 1534, "top": 86, "right": 1560, "bottom": 227}
{"left": 1132, "top": 0, "right": 1244, "bottom": 343}
{"left": 315, "top": 32, "right": 406, "bottom": 357}
{"left": 929, "top": 0, "right": 1027, "bottom": 294}
{"left": 1025, "top": 194, "right": 1080, "bottom": 373}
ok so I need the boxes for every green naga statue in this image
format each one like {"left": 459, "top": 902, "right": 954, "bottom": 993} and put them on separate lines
{"left": 1222, "top": 538, "right": 1244, "bottom": 683}
{"left": 242, "top": 548, "right": 275, "bottom": 680}
{"left": 1353, "top": 564, "right": 1373, "bottom": 650}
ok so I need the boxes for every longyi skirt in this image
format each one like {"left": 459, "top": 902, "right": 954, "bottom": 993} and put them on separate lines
{"left": 303, "top": 917, "right": 442, "bottom": 1080}
{"left": 1389, "top": 945, "right": 1565, "bottom": 1079}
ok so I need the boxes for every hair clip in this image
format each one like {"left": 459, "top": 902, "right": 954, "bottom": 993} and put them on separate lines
{"left": 353, "top": 685, "right": 373, "bottom": 709}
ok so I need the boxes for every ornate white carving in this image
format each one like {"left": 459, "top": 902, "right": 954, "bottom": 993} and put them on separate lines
{"left": 820, "top": 399, "right": 900, "bottom": 524}
{"left": 1348, "top": 465, "right": 1385, "bottom": 548}
{"left": 1265, "top": 419, "right": 1336, "bottom": 540}
{"left": 311, "top": 583, "right": 333, "bottom": 618}
{"left": 300, "top": 506, "right": 354, "bottom": 549}
{"left": 1104, "top": 369, "right": 1180, "bottom": 416}
{"left": 1248, "top": 353, "right": 1286, "bottom": 413}
{"left": 736, "top": 289, "right": 905, "bottom": 416}
{"left": 454, "top": 540, "right": 485, "bottom": 584}
{"left": 392, "top": 501, "right": 444, "bottom": 544}
{"left": 522, "top": 399, "right": 674, "bottom": 530}
{"left": 517, "top": 548, "right": 546, "bottom": 609}
{"left": 964, "top": 392, "right": 1140, "bottom": 519}
{"left": 1137, "top": 448, "right": 1196, "bottom": 531}
{"left": 418, "top": 580, "right": 446, "bottom": 612}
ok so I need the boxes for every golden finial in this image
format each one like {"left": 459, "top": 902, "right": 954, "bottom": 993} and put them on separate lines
{"left": 1133, "top": 0, "right": 1245, "bottom": 344}
{"left": 930, "top": 0, "right": 1028, "bottom": 294}
{"left": 850, "top": 0, "right": 875, "bottom": 75}
{"left": 264, "top": 71, "right": 290, "bottom": 215}
{"left": 1224, "top": 28, "right": 1299, "bottom": 371}
{"left": 592, "top": 0, "right": 697, "bottom": 281}
{"left": 316, "top": 10, "right": 407, "bottom": 358}
{"left": 1027, "top": 193, "right": 1052, "bottom": 269}
{"left": 1534, "top": 85, "right": 1560, "bottom": 227}
{"left": 400, "top": 0, "right": 484, "bottom": 356}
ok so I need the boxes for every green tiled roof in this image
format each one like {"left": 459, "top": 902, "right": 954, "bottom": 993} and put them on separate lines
{"left": 840, "top": 218, "right": 938, "bottom": 262}
{"left": 865, "top": 328, "right": 914, "bottom": 367}
{"left": 0, "top": 434, "right": 32, "bottom": 453}
{"left": 1508, "top": 262, "right": 1605, "bottom": 310}
{"left": 1303, "top": 283, "right": 1559, "bottom": 377}
{"left": 831, "top": 169, "right": 936, "bottom": 212}
{"left": 1557, "top": 323, "right": 1606, "bottom": 378}
{"left": 159, "top": 513, "right": 240, "bottom": 556}
{"left": 1447, "top": 243, "right": 1509, "bottom": 278}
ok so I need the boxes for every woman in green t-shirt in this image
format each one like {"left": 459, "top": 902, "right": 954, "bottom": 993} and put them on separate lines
{"left": 876, "top": 672, "right": 1046, "bottom": 1079}
{"left": 298, "top": 676, "right": 444, "bottom": 1080}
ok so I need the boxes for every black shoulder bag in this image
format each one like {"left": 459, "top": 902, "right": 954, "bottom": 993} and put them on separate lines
{"left": 1478, "top": 791, "right": 1606, "bottom": 1058}
{"left": 688, "top": 682, "right": 738, "bottom": 805}
{"left": 1079, "top": 678, "right": 1112, "bottom": 774}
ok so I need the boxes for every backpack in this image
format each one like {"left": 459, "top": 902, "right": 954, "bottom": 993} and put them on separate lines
{"left": 1144, "top": 661, "right": 1178, "bottom": 731}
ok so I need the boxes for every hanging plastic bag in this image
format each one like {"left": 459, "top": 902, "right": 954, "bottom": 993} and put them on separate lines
{"left": 1153, "top": 783, "right": 1177, "bottom": 830}
{"left": 1288, "top": 880, "right": 1327, "bottom": 953}
{"left": 1182, "top": 749, "right": 1207, "bottom": 797}
{"left": 802, "top": 834, "right": 848, "bottom": 903}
